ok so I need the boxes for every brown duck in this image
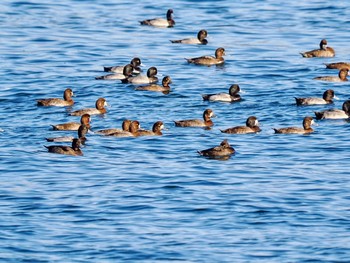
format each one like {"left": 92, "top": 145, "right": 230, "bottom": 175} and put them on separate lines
{"left": 174, "top": 109, "right": 215, "bottom": 128}
{"left": 37, "top": 88, "right": 74, "bottom": 107}
{"left": 137, "top": 121, "right": 164, "bottom": 136}
{"left": 221, "top": 116, "right": 261, "bottom": 134}
{"left": 314, "top": 68, "right": 349, "bottom": 82}
{"left": 52, "top": 113, "right": 91, "bottom": 131}
{"left": 96, "top": 119, "right": 132, "bottom": 135}
{"left": 300, "top": 39, "right": 335, "bottom": 58}
{"left": 198, "top": 139, "right": 235, "bottom": 159}
{"left": 70, "top": 98, "right": 108, "bottom": 116}
{"left": 45, "top": 138, "right": 83, "bottom": 156}
{"left": 273, "top": 117, "right": 315, "bottom": 134}
{"left": 135, "top": 76, "right": 172, "bottom": 94}
{"left": 186, "top": 47, "right": 225, "bottom": 66}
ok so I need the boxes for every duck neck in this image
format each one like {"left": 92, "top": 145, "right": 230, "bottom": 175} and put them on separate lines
{"left": 64, "top": 92, "right": 73, "bottom": 102}
{"left": 303, "top": 123, "right": 312, "bottom": 130}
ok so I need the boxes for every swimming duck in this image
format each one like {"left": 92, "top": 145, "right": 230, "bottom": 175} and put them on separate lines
{"left": 46, "top": 124, "right": 89, "bottom": 143}
{"left": 103, "top": 57, "right": 141, "bottom": 74}
{"left": 314, "top": 68, "right": 349, "bottom": 82}
{"left": 220, "top": 116, "right": 261, "bottom": 134}
{"left": 52, "top": 113, "right": 91, "bottom": 131}
{"left": 174, "top": 109, "right": 215, "bottom": 127}
{"left": 185, "top": 47, "right": 225, "bottom": 66}
{"left": 314, "top": 100, "right": 350, "bottom": 120}
{"left": 95, "top": 64, "right": 134, "bottom": 80}
{"left": 197, "top": 139, "right": 235, "bottom": 159}
{"left": 37, "top": 88, "right": 74, "bottom": 107}
{"left": 140, "top": 9, "right": 175, "bottom": 28}
{"left": 122, "top": 67, "right": 158, "bottom": 84}
{"left": 300, "top": 39, "right": 335, "bottom": 58}
{"left": 273, "top": 116, "right": 315, "bottom": 134}
{"left": 109, "top": 120, "right": 140, "bottom": 137}
{"left": 96, "top": 119, "right": 132, "bottom": 135}
{"left": 171, "top": 30, "right": 208, "bottom": 45}
{"left": 325, "top": 62, "right": 350, "bottom": 71}
{"left": 295, "top": 89, "right": 335, "bottom": 106}
{"left": 45, "top": 138, "right": 83, "bottom": 156}
{"left": 135, "top": 76, "right": 171, "bottom": 94}
{"left": 202, "top": 84, "right": 241, "bottom": 102}
{"left": 70, "top": 98, "right": 108, "bottom": 116}
{"left": 137, "top": 121, "right": 164, "bottom": 136}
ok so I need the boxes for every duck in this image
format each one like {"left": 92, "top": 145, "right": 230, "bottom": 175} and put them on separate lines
{"left": 95, "top": 119, "right": 132, "bottom": 135}
{"left": 197, "top": 139, "right": 235, "bottom": 159}
{"left": 185, "top": 47, "right": 225, "bottom": 66}
{"left": 45, "top": 138, "right": 83, "bottom": 156}
{"left": 95, "top": 64, "right": 134, "bottom": 80}
{"left": 46, "top": 124, "right": 89, "bottom": 143}
{"left": 300, "top": 39, "right": 335, "bottom": 58}
{"left": 295, "top": 89, "right": 335, "bottom": 106}
{"left": 121, "top": 67, "right": 158, "bottom": 84}
{"left": 273, "top": 116, "right": 315, "bottom": 134}
{"left": 37, "top": 88, "right": 74, "bottom": 107}
{"left": 137, "top": 121, "right": 164, "bottom": 136}
{"left": 103, "top": 57, "right": 141, "bottom": 74}
{"left": 109, "top": 120, "right": 140, "bottom": 137}
{"left": 202, "top": 84, "right": 241, "bottom": 102}
{"left": 70, "top": 98, "right": 108, "bottom": 116}
{"left": 220, "top": 116, "right": 261, "bottom": 134}
{"left": 135, "top": 76, "right": 171, "bottom": 94}
{"left": 174, "top": 109, "right": 215, "bottom": 128}
{"left": 325, "top": 62, "right": 350, "bottom": 71}
{"left": 314, "top": 68, "right": 349, "bottom": 82}
{"left": 170, "top": 30, "right": 208, "bottom": 45}
{"left": 140, "top": 9, "right": 175, "bottom": 28}
{"left": 52, "top": 113, "right": 91, "bottom": 131}
{"left": 314, "top": 100, "right": 350, "bottom": 120}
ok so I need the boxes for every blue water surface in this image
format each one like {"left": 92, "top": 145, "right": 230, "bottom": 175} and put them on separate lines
{"left": 1, "top": 0, "right": 350, "bottom": 262}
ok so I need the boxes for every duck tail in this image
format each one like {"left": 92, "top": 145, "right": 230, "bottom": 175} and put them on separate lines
{"left": 140, "top": 20, "right": 150, "bottom": 25}
{"left": 272, "top": 128, "right": 279, "bottom": 133}
{"left": 121, "top": 78, "right": 129, "bottom": 84}
{"left": 103, "top": 66, "right": 112, "bottom": 72}
{"left": 36, "top": 100, "right": 45, "bottom": 106}
{"left": 314, "top": 111, "right": 324, "bottom": 120}
{"left": 174, "top": 121, "right": 182, "bottom": 127}
{"left": 294, "top": 97, "right": 303, "bottom": 105}
{"left": 324, "top": 63, "right": 336, "bottom": 69}
{"left": 300, "top": 52, "right": 312, "bottom": 58}
{"left": 95, "top": 76, "right": 104, "bottom": 80}
{"left": 170, "top": 40, "right": 181, "bottom": 43}
{"left": 201, "top": 94, "right": 209, "bottom": 101}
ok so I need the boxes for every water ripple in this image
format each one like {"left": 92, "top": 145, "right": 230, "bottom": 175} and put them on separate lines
{"left": 1, "top": 0, "right": 350, "bottom": 262}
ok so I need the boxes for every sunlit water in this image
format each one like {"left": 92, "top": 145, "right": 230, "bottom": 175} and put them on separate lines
{"left": 1, "top": 0, "right": 350, "bottom": 262}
